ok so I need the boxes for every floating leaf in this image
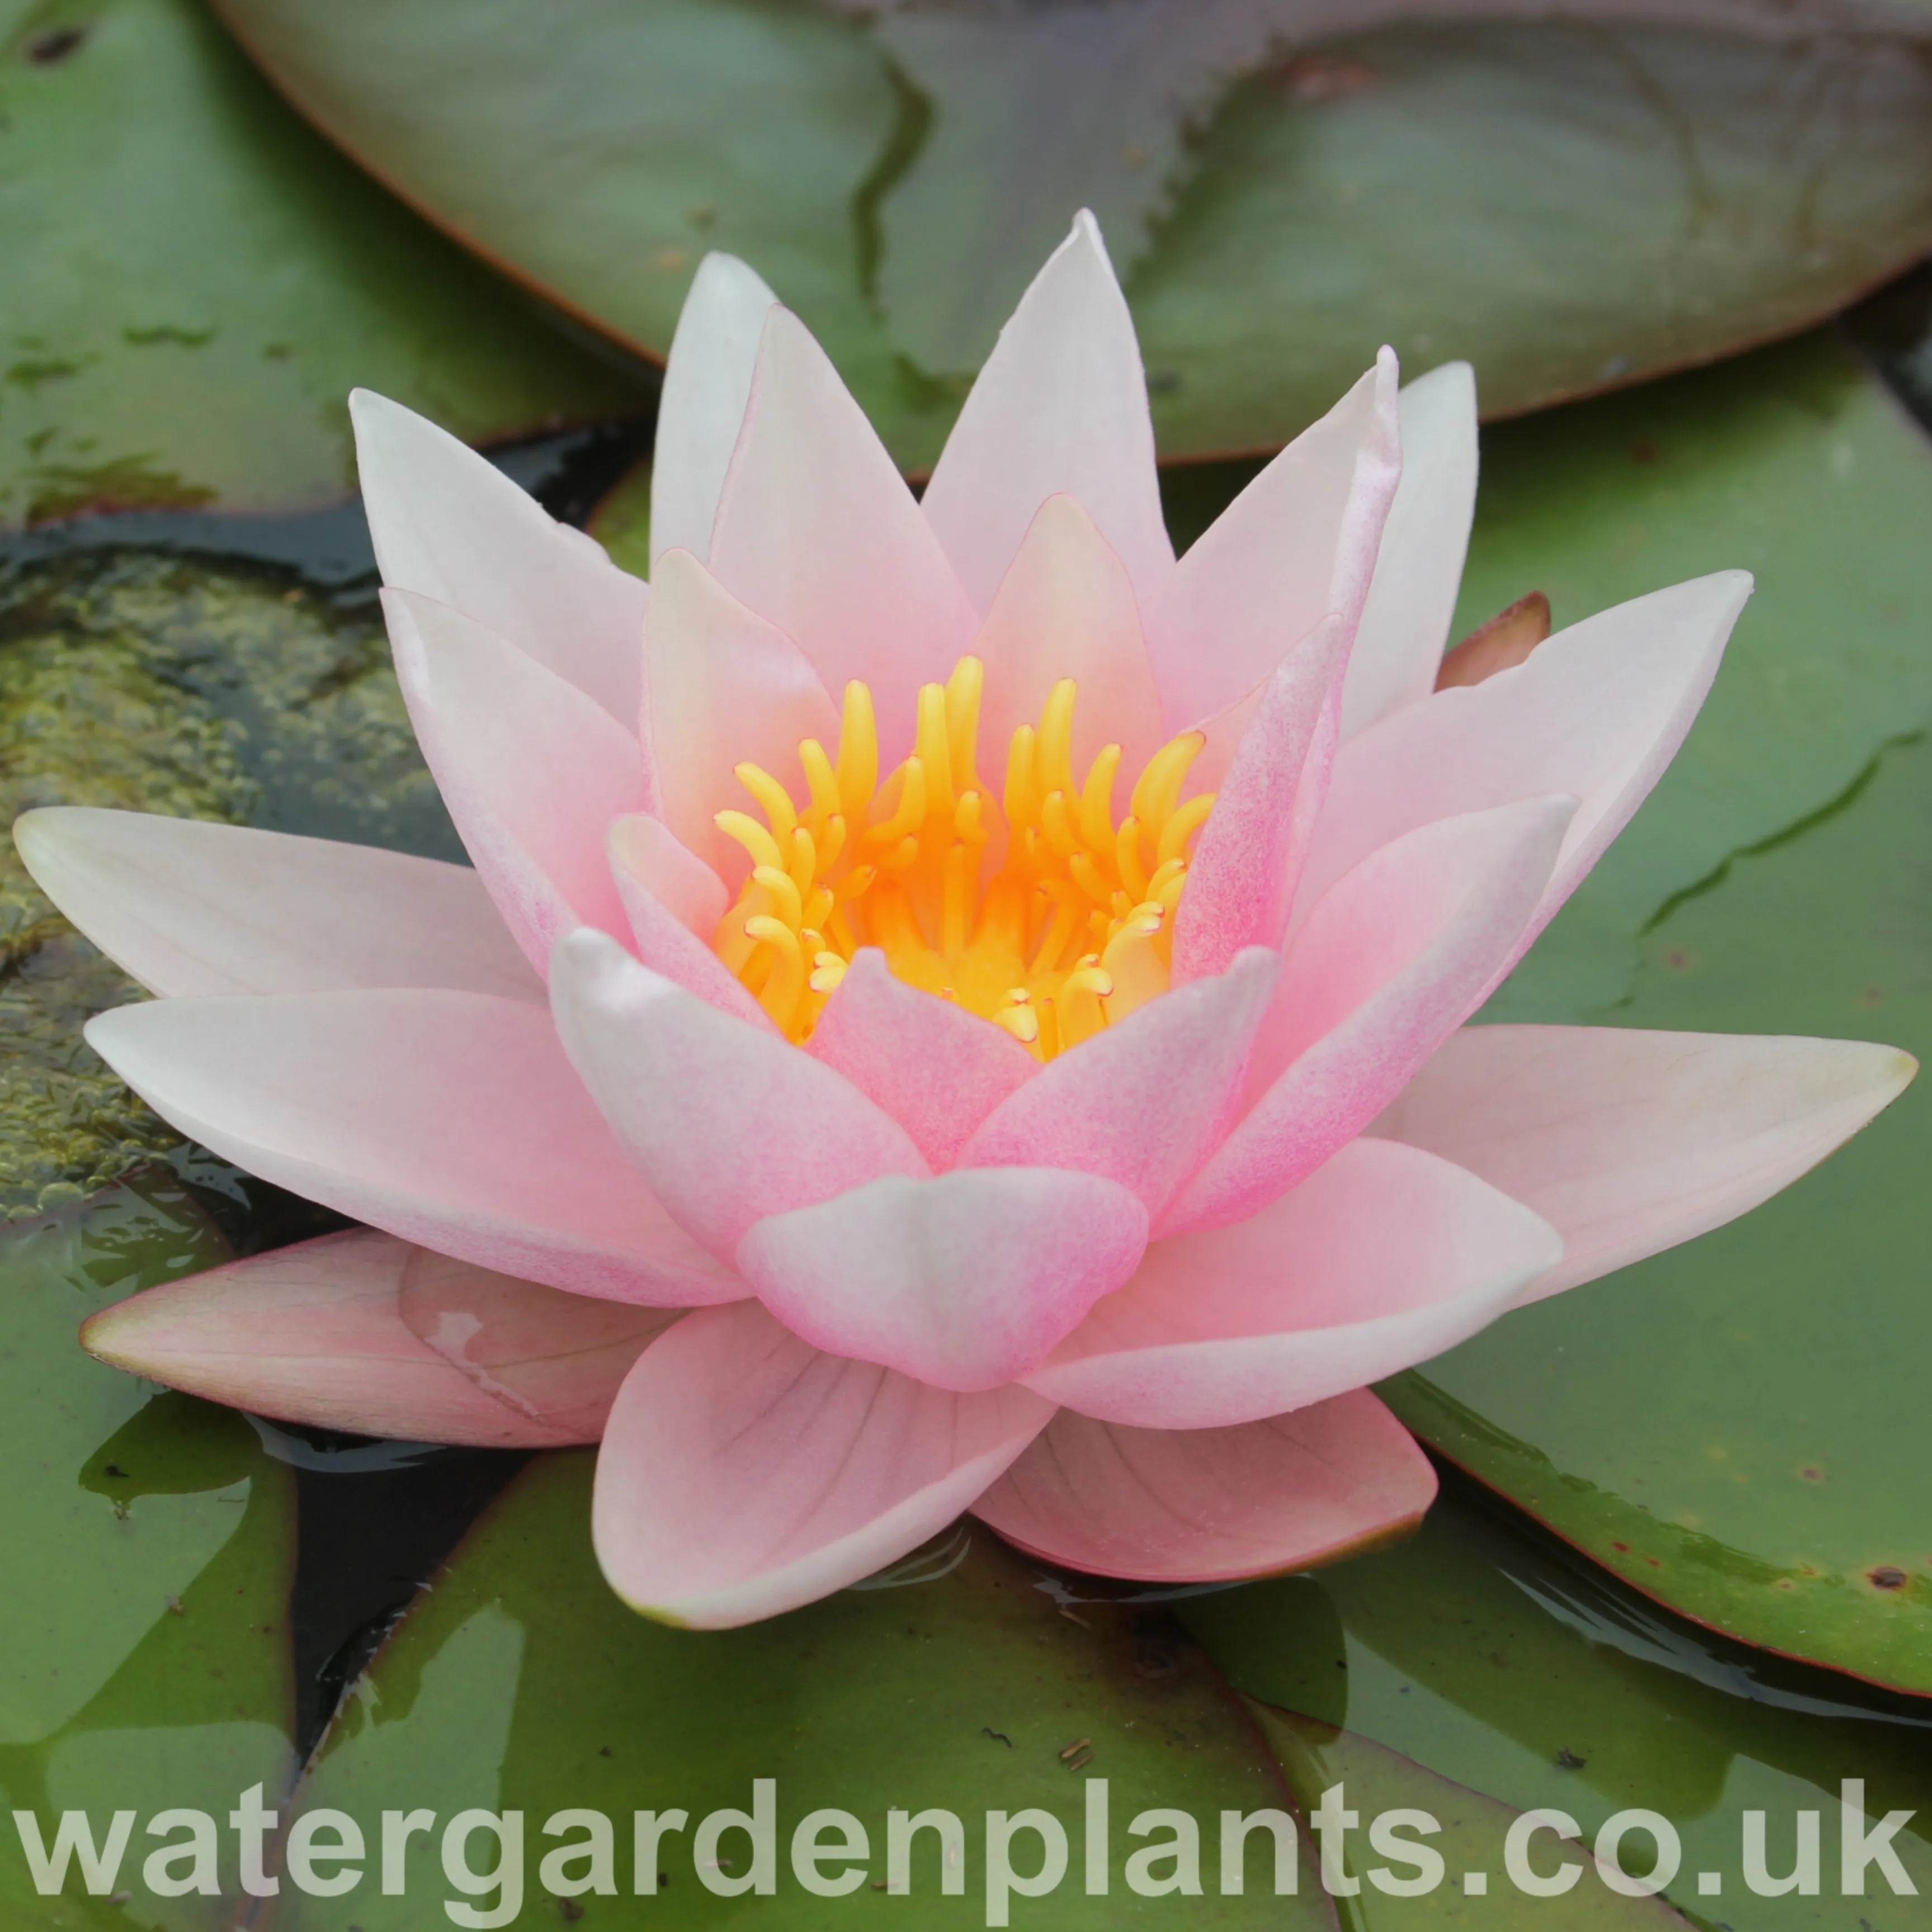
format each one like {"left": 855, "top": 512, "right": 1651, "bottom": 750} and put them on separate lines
{"left": 210, "top": 0, "right": 1932, "bottom": 467}
{"left": 0, "top": 0, "right": 648, "bottom": 527}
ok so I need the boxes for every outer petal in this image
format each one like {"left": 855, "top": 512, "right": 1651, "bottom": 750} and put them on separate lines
{"left": 607, "top": 816, "right": 769, "bottom": 1027}
{"left": 1300, "top": 572, "right": 1754, "bottom": 972}
{"left": 735, "top": 1166, "right": 1148, "bottom": 1393}
{"left": 708, "top": 308, "right": 978, "bottom": 744}
{"left": 84, "top": 989, "right": 742, "bottom": 1308}
{"left": 1167, "top": 796, "right": 1573, "bottom": 1234}
{"left": 920, "top": 211, "right": 1172, "bottom": 613}
{"left": 644, "top": 547, "right": 841, "bottom": 881}
{"left": 1171, "top": 615, "right": 1347, "bottom": 984}
{"left": 1373, "top": 1025, "right": 1918, "bottom": 1303}
{"left": 969, "top": 494, "right": 1166, "bottom": 790}
{"left": 350, "top": 389, "right": 648, "bottom": 724}
{"left": 1145, "top": 351, "right": 1401, "bottom": 731}
{"left": 549, "top": 929, "right": 928, "bottom": 1262}
{"left": 960, "top": 949, "right": 1280, "bottom": 1221}
{"left": 972, "top": 1391, "right": 1437, "bottom": 1583}
{"left": 649, "top": 252, "right": 779, "bottom": 567}
{"left": 385, "top": 589, "right": 647, "bottom": 979}
{"left": 1339, "top": 362, "right": 1479, "bottom": 740}
{"left": 12, "top": 808, "right": 540, "bottom": 1003}
{"left": 79, "top": 1228, "right": 674, "bottom": 1447}
{"left": 806, "top": 949, "right": 1036, "bottom": 1168}
{"left": 592, "top": 1301, "right": 1053, "bottom": 1628}
{"left": 1022, "top": 1138, "right": 1562, "bottom": 1430}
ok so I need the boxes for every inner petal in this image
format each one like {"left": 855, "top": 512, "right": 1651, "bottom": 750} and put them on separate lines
{"left": 706, "top": 656, "right": 1218, "bottom": 1060}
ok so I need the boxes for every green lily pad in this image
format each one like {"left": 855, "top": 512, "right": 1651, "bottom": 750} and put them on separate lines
{"left": 0, "top": 0, "right": 647, "bottom": 528}
{"left": 278, "top": 1450, "right": 1334, "bottom": 1929}
{"left": 0, "top": 1168, "right": 297, "bottom": 1926}
{"left": 1185, "top": 1489, "right": 1932, "bottom": 1930}
{"left": 1, "top": 552, "right": 457, "bottom": 1220}
{"left": 209, "top": 0, "right": 1932, "bottom": 469}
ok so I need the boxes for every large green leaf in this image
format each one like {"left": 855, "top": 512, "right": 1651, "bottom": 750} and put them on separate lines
{"left": 1370, "top": 335, "right": 1932, "bottom": 1692}
{"left": 278, "top": 1451, "right": 1337, "bottom": 1929}
{"left": 209, "top": 0, "right": 1932, "bottom": 470}
{"left": 1185, "top": 1490, "right": 1932, "bottom": 1931}
{"left": 0, "top": 0, "right": 647, "bottom": 528}
{"left": 0, "top": 1170, "right": 297, "bottom": 1927}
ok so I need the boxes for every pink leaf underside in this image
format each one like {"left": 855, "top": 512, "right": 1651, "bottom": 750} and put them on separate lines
{"left": 607, "top": 815, "right": 771, "bottom": 1027}
{"left": 79, "top": 1228, "right": 676, "bottom": 1447}
{"left": 972, "top": 1390, "right": 1438, "bottom": 1583}
{"left": 1144, "top": 351, "right": 1401, "bottom": 732}
{"left": 649, "top": 251, "right": 779, "bottom": 567}
{"left": 805, "top": 949, "right": 1037, "bottom": 1168}
{"left": 592, "top": 1300, "right": 1054, "bottom": 1628}
{"left": 959, "top": 948, "right": 1280, "bottom": 1221}
{"left": 1298, "top": 571, "right": 1754, "bottom": 972}
{"left": 548, "top": 929, "right": 928, "bottom": 1261}
{"left": 83, "top": 987, "right": 741, "bottom": 1308}
{"left": 734, "top": 1164, "right": 1149, "bottom": 1392}
{"left": 1374, "top": 1023, "right": 1919, "bottom": 1304}
{"left": 1022, "top": 1135, "right": 1561, "bottom": 1431}
{"left": 12, "top": 808, "right": 540, "bottom": 1003}
{"left": 968, "top": 493, "right": 1167, "bottom": 793}
{"left": 382, "top": 589, "right": 646, "bottom": 978}
{"left": 920, "top": 211, "right": 1173, "bottom": 615}
{"left": 1171, "top": 615, "right": 1348, "bottom": 984}
{"left": 349, "top": 388, "right": 648, "bottom": 724}
{"left": 1166, "top": 795, "right": 1573, "bottom": 1234}
{"left": 1338, "top": 361, "right": 1480, "bottom": 741}
{"left": 644, "top": 547, "right": 841, "bottom": 883}
{"left": 707, "top": 307, "right": 978, "bottom": 757}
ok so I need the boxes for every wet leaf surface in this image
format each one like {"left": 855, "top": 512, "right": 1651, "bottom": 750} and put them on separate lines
{"left": 0, "top": 1169, "right": 297, "bottom": 1928}
{"left": 210, "top": 0, "right": 1932, "bottom": 468}
{"left": 0, "top": 0, "right": 649, "bottom": 527}
{"left": 278, "top": 1450, "right": 1337, "bottom": 1929}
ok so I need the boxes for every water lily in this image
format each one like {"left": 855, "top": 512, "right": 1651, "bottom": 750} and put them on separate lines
{"left": 17, "top": 216, "right": 1910, "bottom": 1630}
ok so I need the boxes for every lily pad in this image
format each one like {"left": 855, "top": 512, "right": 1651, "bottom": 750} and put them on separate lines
{"left": 1, "top": 552, "right": 458, "bottom": 1220}
{"left": 0, "top": 1169, "right": 297, "bottom": 1926}
{"left": 1185, "top": 1488, "right": 1932, "bottom": 1930}
{"left": 0, "top": 0, "right": 648, "bottom": 528}
{"left": 210, "top": 0, "right": 1932, "bottom": 468}
{"left": 278, "top": 1451, "right": 1334, "bottom": 1929}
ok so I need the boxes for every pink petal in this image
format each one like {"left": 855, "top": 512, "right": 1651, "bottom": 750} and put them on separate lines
{"left": 79, "top": 1228, "right": 677, "bottom": 1447}
{"left": 1022, "top": 1137, "right": 1561, "bottom": 1430}
{"left": 806, "top": 949, "right": 1036, "bottom": 1168}
{"left": 969, "top": 494, "right": 1166, "bottom": 789}
{"left": 920, "top": 211, "right": 1173, "bottom": 613}
{"left": 649, "top": 252, "right": 779, "bottom": 567}
{"left": 84, "top": 989, "right": 742, "bottom": 1308}
{"left": 644, "top": 547, "right": 840, "bottom": 880}
{"left": 1164, "top": 796, "right": 1574, "bottom": 1235}
{"left": 960, "top": 949, "right": 1279, "bottom": 1221}
{"left": 592, "top": 1301, "right": 1053, "bottom": 1627}
{"left": 1171, "top": 615, "right": 1347, "bottom": 984}
{"left": 384, "top": 589, "right": 647, "bottom": 979}
{"left": 735, "top": 1166, "right": 1148, "bottom": 1393}
{"left": 1300, "top": 572, "right": 1754, "bottom": 974}
{"left": 708, "top": 309, "right": 978, "bottom": 749}
{"left": 1374, "top": 1024, "right": 1917, "bottom": 1304}
{"left": 350, "top": 389, "right": 648, "bottom": 724}
{"left": 972, "top": 1391, "right": 1437, "bottom": 1583}
{"left": 1339, "top": 362, "right": 1479, "bottom": 741}
{"left": 607, "top": 815, "right": 770, "bottom": 1028}
{"left": 13, "top": 808, "right": 539, "bottom": 1003}
{"left": 1145, "top": 352, "right": 1401, "bottom": 732}
{"left": 548, "top": 929, "right": 928, "bottom": 1261}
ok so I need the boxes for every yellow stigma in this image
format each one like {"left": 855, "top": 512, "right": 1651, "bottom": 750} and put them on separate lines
{"left": 711, "top": 657, "right": 1214, "bottom": 1059}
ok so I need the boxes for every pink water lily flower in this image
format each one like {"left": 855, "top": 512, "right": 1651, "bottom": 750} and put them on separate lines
{"left": 20, "top": 216, "right": 1911, "bottom": 1630}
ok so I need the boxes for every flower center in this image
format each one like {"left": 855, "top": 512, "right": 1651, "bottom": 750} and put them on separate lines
{"left": 709, "top": 656, "right": 1214, "bottom": 1059}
